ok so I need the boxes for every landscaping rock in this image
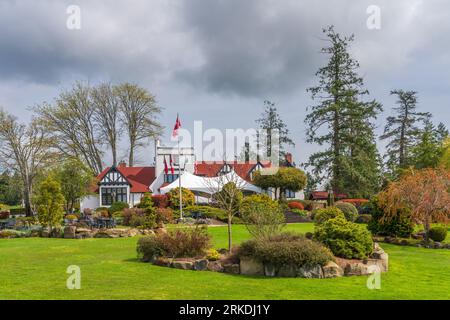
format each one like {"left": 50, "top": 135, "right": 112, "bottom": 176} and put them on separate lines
{"left": 264, "top": 264, "right": 276, "bottom": 277}
{"left": 207, "top": 261, "right": 224, "bottom": 272}
{"left": 434, "top": 242, "right": 443, "bottom": 249}
{"left": 153, "top": 257, "right": 172, "bottom": 267}
{"left": 322, "top": 261, "right": 344, "bottom": 278}
{"left": 297, "top": 265, "right": 323, "bottom": 278}
{"left": 343, "top": 262, "right": 369, "bottom": 276}
{"left": 277, "top": 265, "right": 297, "bottom": 278}
{"left": 63, "top": 226, "right": 76, "bottom": 239}
{"left": 240, "top": 257, "right": 264, "bottom": 276}
{"left": 172, "top": 260, "right": 194, "bottom": 270}
{"left": 76, "top": 227, "right": 91, "bottom": 233}
{"left": 194, "top": 259, "right": 209, "bottom": 271}
{"left": 223, "top": 263, "right": 240, "bottom": 274}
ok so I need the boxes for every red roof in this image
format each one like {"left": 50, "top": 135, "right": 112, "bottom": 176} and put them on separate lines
{"left": 96, "top": 166, "right": 156, "bottom": 193}
{"left": 194, "top": 161, "right": 272, "bottom": 181}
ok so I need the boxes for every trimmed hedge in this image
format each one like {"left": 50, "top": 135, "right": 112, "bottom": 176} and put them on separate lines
{"left": 238, "top": 233, "right": 333, "bottom": 268}
{"left": 314, "top": 216, "right": 373, "bottom": 259}
{"left": 313, "top": 207, "right": 344, "bottom": 224}
{"left": 428, "top": 226, "right": 448, "bottom": 242}
{"left": 335, "top": 202, "right": 358, "bottom": 222}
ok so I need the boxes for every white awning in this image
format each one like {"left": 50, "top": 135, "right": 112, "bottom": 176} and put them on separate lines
{"left": 159, "top": 171, "right": 261, "bottom": 195}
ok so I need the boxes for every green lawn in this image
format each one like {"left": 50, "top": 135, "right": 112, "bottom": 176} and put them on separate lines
{"left": 0, "top": 223, "right": 449, "bottom": 300}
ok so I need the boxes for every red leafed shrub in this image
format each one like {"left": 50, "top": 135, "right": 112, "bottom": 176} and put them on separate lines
{"left": 288, "top": 202, "right": 304, "bottom": 210}
{"left": 156, "top": 208, "right": 174, "bottom": 223}
{"left": 0, "top": 211, "right": 10, "bottom": 219}
{"left": 341, "top": 199, "right": 369, "bottom": 207}
{"left": 152, "top": 195, "right": 170, "bottom": 208}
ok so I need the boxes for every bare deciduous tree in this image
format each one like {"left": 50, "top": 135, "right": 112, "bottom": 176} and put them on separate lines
{"left": 34, "top": 82, "right": 104, "bottom": 174}
{"left": 92, "top": 83, "right": 121, "bottom": 166}
{"left": 0, "top": 109, "right": 55, "bottom": 216}
{"left": 115, "top": 83, "right": 162, "bottom": 167}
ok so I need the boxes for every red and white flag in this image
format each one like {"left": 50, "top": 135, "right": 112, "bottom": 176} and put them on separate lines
{"left": 169, "top": 155, "right": 175, "bottom": 174}
{"left": 172, "top": 114, "right": 182, "bottom": 138}
{"left": 163, "top": 156, "right": 169, "bottom": 175}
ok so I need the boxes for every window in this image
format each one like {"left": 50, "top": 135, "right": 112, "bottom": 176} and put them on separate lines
{"left": 101, "top": 187, "right": 127, "bottom": 206}
{"left": 218, "top": 164, "right": 233, "bottom": 175}
{"left": 164, "top": 174, "right": 179, "bottom": 183}
{"left": 285, "top": 190, "right": 296, "bottom": 199}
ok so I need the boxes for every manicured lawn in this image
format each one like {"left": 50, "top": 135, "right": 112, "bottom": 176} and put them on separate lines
{"left": 0, "top": 223, "right": 449, "bottom": 300}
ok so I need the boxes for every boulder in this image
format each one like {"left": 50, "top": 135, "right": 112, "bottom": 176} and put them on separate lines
{"left": 76, "top": 227, "right": 91, "bottom": 233}
{"left": 240, "top": 257, "right": 264, "bottom": 276}
{"left": 207, "top": 261, "right": 224, "bottom": 272}
{"left": 297, "top": 265, "right": 323, "bottom": 278}
{"left": 264, "top": 264, "right": 277, "bottom": 277}
{"left": 277, "top": 265, "right": 297, "bottom": 278}
{"left": 126, "top": 229, "right": 140, "bottom": 237}
{"left": 194, "top": 259, "right": 209, "bottom": 271}
{"left": 343, "top": 262, "right": 369, "bottom": 276}
{"left": 434, "top": 242, "right": 443, "bottom": 249}
{"left": 322, "top": 261, "right": 344, "bottom": 278}
{"left": 63, "top": 226, "right": 76, "bottom": 239}
{"left": 172, "top": 260, "right": 194, "bottom": 270}
{"left": 223, "top": 263, "right": 240, "bottom": 274}
{"left": 153, "top": 257, "right": 172, "bottom": 267}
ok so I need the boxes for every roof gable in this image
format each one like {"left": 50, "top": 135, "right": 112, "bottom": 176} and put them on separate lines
{"left": 97, "top": 166, "right": 156, "bottom": 193}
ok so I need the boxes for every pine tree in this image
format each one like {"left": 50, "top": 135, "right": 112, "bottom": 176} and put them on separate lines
{"left": 411, "top": 119, "right": 447, "bottom": 169}
{"left": 305, "top": 26, "right": 382, "bottom": 196}
{"left": 256, "top": 100, "right": 294, "bottom": 161}
{"left": 381, "top": 90, "right": 430, "bottom": 176}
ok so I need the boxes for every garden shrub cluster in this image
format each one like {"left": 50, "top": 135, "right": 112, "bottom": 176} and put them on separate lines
{"left": 288, "top": 201, "right": 304, "bottom": 210}
{"left": 356, "top": 214, "right": 372, "bottom": 224}
{"left": 168, "top": 187, "right": 195, "bottom": 209}
{"left": 313, "top": 207, "right": 345, "bottom": 224}
{"left": 238, "top": 233, "right": 333, "bottom": 268}
{"left": 151, "top": 195, "right": 169, "bottom": 208}
{"left": 314, "top": 216, "right": 373, "bottom": 259}
{"left": 137, "top": 226, "right": 211, "bottom": 260}
{"left": 367, "top": 197, "right": 414, "bottom": 238}
{"left": 335, "top": 202, "right": 358, "bottom": 222}
{"left": 108, "top": 202, "right": 129, "bottom": 215}
{"left": 0, "top": 211, "right": 10, "bottom": 219}
{"left": 183, "top": 205, "right": 227, "bottom": 220}
{"left": 428, "top": 226, "right": 448, "bottom": 242}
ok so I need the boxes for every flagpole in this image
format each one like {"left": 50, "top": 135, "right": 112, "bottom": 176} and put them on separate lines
{"left": 178, "top": 117, "right": 183, "bottom": 220}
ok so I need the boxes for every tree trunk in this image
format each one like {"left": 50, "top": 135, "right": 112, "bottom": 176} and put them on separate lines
{"left": 424, "top": 218, "right": 431, "bottom": 242}
{"left": 129, "top": 146, "right": 134, "bottom": 167}
{"left": 227, "top": 214, "right": 232, "bottom": 253}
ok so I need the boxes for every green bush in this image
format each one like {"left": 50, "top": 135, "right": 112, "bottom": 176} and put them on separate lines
{"left": 240, "top": 194, "right": 285, "bottom": 239}
{"left": 291, "top": 209, "right": 308, "bottom": 217}
{"left": 314, "top": 216, "right": 373, "bottom": 259}
{"left": 184, "top": 205, "right": 227, "bottom": 220}
{"left": 356, "top": 214, "right": 372, "bottom": 224}
{"left": 0, "top": 229, "right": 26, "bottom": 238}
{"left": 238, "top": 233, "right": 333, "bottom": 268}
{"left": 108, "top": 202, "right": 129, "bottom": 215}
{"left": 428, "top": 226, "right": 448, "bottom": 242}
{"left": 9, "top": 207, "right": 26, "bottom": 216}
{"left": 95, "top": 207, "right": 109, "bottom": 212}
{"left": 335, "top": 202, "right": 358, "bottom": 222}
{"left": 367, "top": 197, "right": 414, "bottom": 238}
{"left": 168, "top": 188, "right": 195, "bottom": 209}
{"left": 205, "top": 248, "right": 221, "bottom": 261}
{"left": 137, "top": 226, "right": 211, "bottom": 260}
{"left": 313, "top": 207, "right": 344, "bottom": 224}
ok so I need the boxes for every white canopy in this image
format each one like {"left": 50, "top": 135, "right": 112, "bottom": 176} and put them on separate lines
{"left": 159, "top": 171, "right": 261, "bottom": 195}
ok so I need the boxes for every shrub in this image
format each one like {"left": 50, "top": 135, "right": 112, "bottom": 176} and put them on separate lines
{"left": 297, "top": 200, "right": 315, "bottom": 211}
{"left": 168, "top": 187, "right": 195, "bottom": 209}
{"left": 205, "top": 248, "right": 221, "bottom": 261}
{"left": 136, "top": 226, "right": 211, "bottom": 260}
{"left": 156, "top": 208, "right": 174, "bottom": 224}
{"left": 122, "top": 208, "right": 156, "bottom": 228}
{"left": 152, "top": 195, "right": 169, "bottom": 208}
{"left": 184, "top": 205, "right": 227, "bottom": 221}
{"left": 0, "top": 229, "right": 26, "bottom": 238}
{"left": 65, "top": 214, "right": 78, "bottom": 220}
{"left": 238, "top": 233, "right": 333, "bottom": 268}
{"left": 428, "top": 226, "right": 448, "bottom": 242}
{"left": 240, "top": 194, "right": 285, "bottom": 239}
{"left": 108, "top": 202, "right": 129, "bottom": 215}
{"left": 291, "top": 209, "right": 308, "bottom": 217}
{"left": 335, "top": 202, "right": 358, "bottom": 222}
{"left": 341, "top": 199, "right": 369, "bottom": 207}
{"left": 288, "top": 201, "right": 304, "bottom": 210}
{"left": 313, "top": 207, "right": 344, "bottom": 224}
{"left": 314, "top": 216, "right": 373, "bottom": 259}
{"left": 9, "top": 207, "right": 26, "bottom": 216}
{"left": 356, "top": 214, "right": 372, "bottom": 224}
{"left": 95, "top": 207, "right": 109, "bottom": 212}
{"left": 112, "top": 211, "right": 124, "bottom": 224}
{"left": 0, "top": 211, "right": 10, "bottom": 219}
{"left": 367, "top": 197, "right": 414, "bottom": 238}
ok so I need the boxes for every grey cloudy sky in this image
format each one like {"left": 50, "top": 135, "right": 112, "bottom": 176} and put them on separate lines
{"left": 1, "top": 0, "right": 449, "bottom": 167}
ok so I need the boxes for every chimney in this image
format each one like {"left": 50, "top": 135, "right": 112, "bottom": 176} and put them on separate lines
{"left": 118, "top": 160, "right": 127, "bottom": 168}
{"left": 285, "top": 153, "right": 293, "bottom": 164}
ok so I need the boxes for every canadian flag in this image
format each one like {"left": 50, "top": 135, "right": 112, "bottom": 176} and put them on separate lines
{"left": 163, "top": 156, "right": 169, "bottom": 175}
{"left": 169, "top": 154, "right": 175, "bottom": 174}
{"left": 172, "top": 114, "right": 182, "bottom": 138}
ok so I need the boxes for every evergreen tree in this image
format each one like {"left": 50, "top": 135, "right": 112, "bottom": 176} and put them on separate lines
{"left": 305, "top": 26, "right": 382, "bottom": 196}
{"left": 411, "top": 119, "right": 448, "bottom": 169}
{"left": 256, "top": 100, "right": 294, "bottom": 161}
{"left": 381, "top": 90, "right": 430, "bottom": 176}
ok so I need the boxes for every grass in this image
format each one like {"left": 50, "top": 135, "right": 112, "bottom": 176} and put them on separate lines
{"left": 0, "top": 223, "right": 449, "bottom": 300}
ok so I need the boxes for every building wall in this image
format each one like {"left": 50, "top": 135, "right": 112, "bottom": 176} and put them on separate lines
{"left": 80, "top": 195, "right": 100, "bottom": 211}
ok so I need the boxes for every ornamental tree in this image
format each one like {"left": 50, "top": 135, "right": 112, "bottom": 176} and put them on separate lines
{"left": 253, "top": 167, "right": 307, "bottom": 201}
{"left": 34, "top": 176, "right": 65, "bottom": 236}
{"left": 378, "top": 167, "right": 450, "bottom": 240}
